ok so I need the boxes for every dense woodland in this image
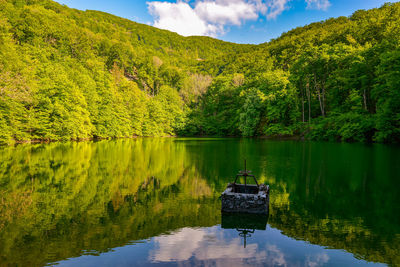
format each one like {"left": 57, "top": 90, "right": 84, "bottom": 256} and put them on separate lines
{"left": 0, "top": 0, "right": 399, "bottom": 144}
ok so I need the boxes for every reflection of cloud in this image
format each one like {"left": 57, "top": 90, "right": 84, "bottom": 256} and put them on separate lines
{"left": 265, "top": 244, "right": 287, "bottom": 266}
{"left": 150, "top": 227, "right": 267, "bottom": 266}
{"left": 150, "top": 227, "right": 332, "bottom": 267}
{"left": 151, "top": 228, "right": 205, "bottom": 262}
{"left": 306, "top": 253, "right": 330, "bottom": 267}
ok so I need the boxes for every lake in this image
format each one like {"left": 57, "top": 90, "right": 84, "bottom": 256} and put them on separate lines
{"left": 0, "top": 138, "right": 399, "bottom": 266}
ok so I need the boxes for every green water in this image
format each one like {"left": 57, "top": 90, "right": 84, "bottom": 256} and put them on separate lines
{"left": 0, "top": 138, "right": 399, "bottom": 266}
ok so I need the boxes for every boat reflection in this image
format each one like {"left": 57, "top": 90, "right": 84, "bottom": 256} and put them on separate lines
{"left": 237, "top": 229, "right": 254, "bottom": 248}
{"left": 221, "top": 213, "right": 269, "bottom": 248}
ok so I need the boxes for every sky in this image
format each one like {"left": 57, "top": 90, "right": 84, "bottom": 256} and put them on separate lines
{"left": 54, "top": 0, "right": 397, "bottom": 44}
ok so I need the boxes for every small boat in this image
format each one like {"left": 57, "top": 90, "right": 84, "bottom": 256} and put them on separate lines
{"left": 221, "top": 161, "right": 269, "bottom": 214}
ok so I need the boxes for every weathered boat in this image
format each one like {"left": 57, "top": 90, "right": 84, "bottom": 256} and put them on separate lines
{"left": 221, "top": 161, "right": 269, "bottom": 214}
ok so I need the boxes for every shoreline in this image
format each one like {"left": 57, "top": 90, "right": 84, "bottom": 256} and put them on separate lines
{"left": 2, "top": 134, "right": 392, "bottom": 148}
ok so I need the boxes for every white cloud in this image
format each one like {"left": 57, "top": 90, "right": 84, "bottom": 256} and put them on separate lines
{"left": 147, "top": 0, "right": 331, "bottom": 37}
{"left": 195, "top": 1, "right": 259, "bottom": 26}
{"left": 266, "top": 0, "right": 290, "bottom": 20}
{"left": 148, "top": 1, "right": 219, "bottom": 36}
{"left": 305, "top": 0, "right": 331, "bottom": 11}
{"left": 147, "top": 0, "right": 291, "bottom": 37}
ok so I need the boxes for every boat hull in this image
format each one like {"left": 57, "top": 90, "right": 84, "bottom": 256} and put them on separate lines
{"left": 221, "top": 184, "right": 269, "bottom": 214}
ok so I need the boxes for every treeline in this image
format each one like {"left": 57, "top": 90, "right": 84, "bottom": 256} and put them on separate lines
{"left": 0, "top": 0, "right": 248, "bottom": 144}
{"left": 190, "top": 3, "right": 400, "bottom": 143}
{"left": 0, "top": 0, "right": 399, "bottom": 144}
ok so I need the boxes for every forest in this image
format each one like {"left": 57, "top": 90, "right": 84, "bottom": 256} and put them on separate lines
{"left": 0, "top": 0, "right": 399, "bottom": 144}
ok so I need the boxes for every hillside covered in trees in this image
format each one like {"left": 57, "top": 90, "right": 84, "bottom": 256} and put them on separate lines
{"left": 0, "top": 0, "right": 399, "bottom": 144}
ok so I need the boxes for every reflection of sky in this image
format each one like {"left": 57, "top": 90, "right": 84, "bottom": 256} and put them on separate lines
{"left": 54, "top": 225, "right": 386, "bottom": 267}
{"left": 150, "top": 227, "right": 267, "bottom": 266}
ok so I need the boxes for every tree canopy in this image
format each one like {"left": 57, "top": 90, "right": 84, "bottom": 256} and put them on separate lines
{"left": 1, "top": 0, "right": 400, "bottom": 144}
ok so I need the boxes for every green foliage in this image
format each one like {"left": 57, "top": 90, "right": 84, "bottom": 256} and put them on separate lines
{"left": 238, "top": 89, "right": 262, "bottom": 137}
{"left": 373, "top": 45, "right": 400, "bottom": 143}
{"left": 185, "top": 3, "right": 400, "bottom": 141}
{"left": 307, "top": 112, "right": 375, "bottom": 142}
{"left": 0, "top": 0, "right": 400, "bottom": 143}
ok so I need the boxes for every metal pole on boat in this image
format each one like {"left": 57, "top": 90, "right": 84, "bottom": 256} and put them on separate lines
{"left": 244, "top": 159, "right": 247, "bottom": 193}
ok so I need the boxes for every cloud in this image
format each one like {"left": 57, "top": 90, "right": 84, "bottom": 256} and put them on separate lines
{"left": 305, "top": 0, "right": 331, "bottom": 11}
{"left": 195, "top": 1, "right": 259, "bottom": 26}
{"left": 266, "top": 0, "right": 290, "bottom": 19}
{"left": 147, "top": 0, "right": 291, "bottom": 37}
{"left": 147, "top": 0, "right": 331, "bottom": 37}
{"left": 148, "top": 1, "right": 219, "bottom": 36}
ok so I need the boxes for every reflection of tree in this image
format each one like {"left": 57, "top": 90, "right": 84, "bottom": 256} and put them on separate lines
{"left": 265, "top": 174, "right": 400, "bottom": 266}
{"left": 0, "top": 139, "right": 219, "bottom": 266}
{"left": 256, "top": 171, "right": 400, "bottom": 266}
{"left": 268, "top": 203, "right": 400, "bottom": 266}
{"left": 0, "top": 139, "right": 399, "bottom": 266}
{"left": 189, "top": 139, "right": 400, "bottom": 266}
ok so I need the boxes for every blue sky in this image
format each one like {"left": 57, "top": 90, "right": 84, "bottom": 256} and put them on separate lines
{"left": 55, "top": 0, "right": 397, "bottom": 44}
